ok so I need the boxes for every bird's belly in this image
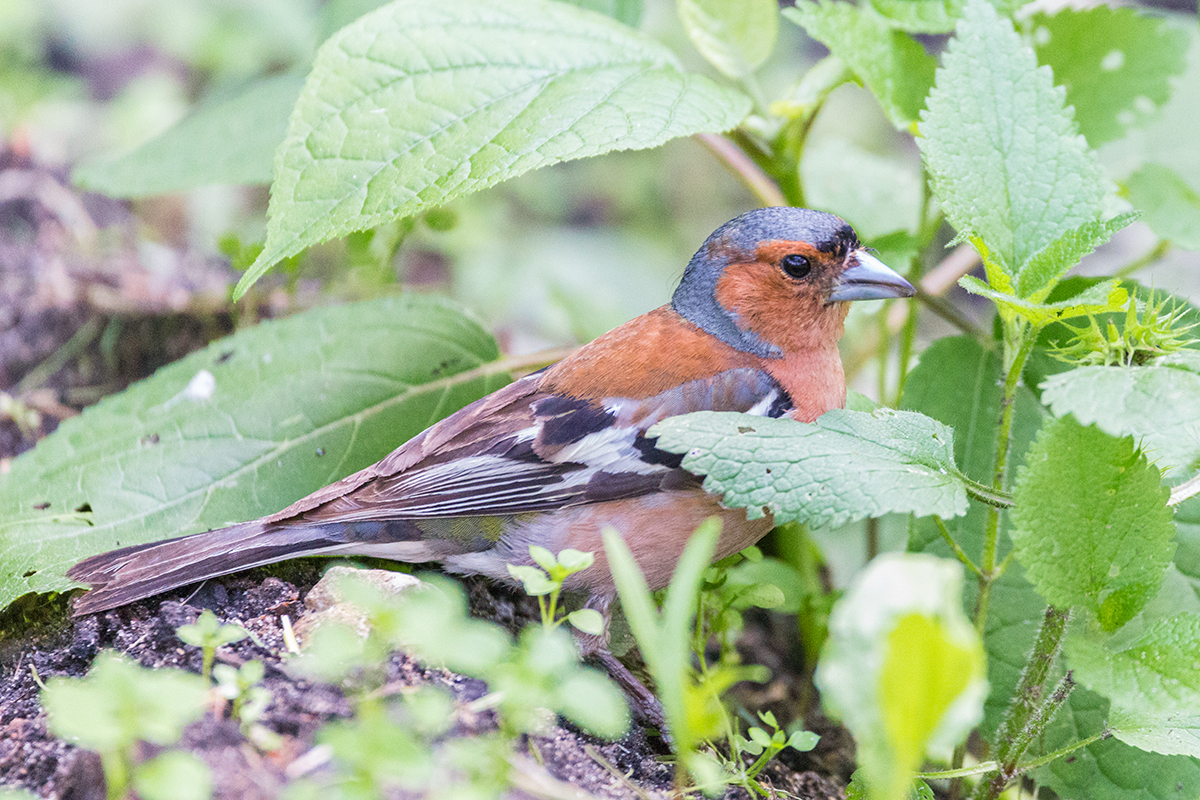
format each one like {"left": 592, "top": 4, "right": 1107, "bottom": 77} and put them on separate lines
{"left": 444, "top": 490, "right": 774, "bottom": 593}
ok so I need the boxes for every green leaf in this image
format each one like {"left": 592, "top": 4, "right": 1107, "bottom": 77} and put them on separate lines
{"left": 1101, "top": 25, "right": 1200, "bottom": 189}
{"left": 560, "top": 0, "right": 643, "bottom": 27}
{"left": 554, "top": 668, "right": 629, "bottom": 738}
{"left": 1034, "top": 686, "right": 1200, "bottom": 799}
{"left": 1067, "top": 614, "right": 1200, "bottom": 757}
{"left": 74, "top": 73, "right": 305, "bottom": 196}
{"left": 1041, "top": 360, "right": 1200, "bottom": 477}
{"left": 784, "top": 0, "right": 936, "bottom": 130}
{"left": 1124, "top": 164, "right": 1200, "bottom": 251}
{"left": 919, "top": 0, "right": 1107, "bottom": 276}
{"left": 677, "top": 0, "right": 778, "bottom": 79}
{"left": 506, "top": 565, "right": 557, "bottom": 596}
{"left": 567, "top": 608, "right": 604, "bottom": 635}
{"left": 43, "top": 653, "right": 210, "bottom": 752}
{"left": 650, "top": 408, "right": 969, "bottom": 529}
{"left": 0, "top": 295, "right": 506, "bottom": 609}
{"left": 1016, "top": 213, "right": 1138, "bottom": 301}
{"left": 816, "top": 554, "right": 986, "bottom": 800}
{"left": 1011, "top": 417, "right": 1174, "bottom": 631}
{"left": 1032, "top": 6, "right": 1189, "bottom": 147}
{"left": 958, "top": 275, "right": 1127, "bottom": 328}
{"left": 868, "top": 0, "right": 965, "bottom": 34}
{"left": 240, "top": 0, "right": 751, "bottom": 296}
{"left": 133, "top": 751, "right": 213, "bottom": 800}
{"left": 557, "top": 548, "right": 594, "bottom": 573}
{"left": 799, "top": 137, "right": 923, "bottom": 240}
{"left": 605, "top": 519, "right": 721, "bottom": 765}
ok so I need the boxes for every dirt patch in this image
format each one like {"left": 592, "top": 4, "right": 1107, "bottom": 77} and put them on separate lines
{"left": 0, "top": 567, "right": 847, "bottom": 799}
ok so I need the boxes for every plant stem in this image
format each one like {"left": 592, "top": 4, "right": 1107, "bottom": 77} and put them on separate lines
{"left": 970, "top": 607, "right": 1072, "bottom": 800}
{"left": 934, "top": 517, "right": 983, "bottom": 578}
{"left": 694, "top": 133, "right": 787, "bottom": 208}
{"left": 975, "top": 326, "right": 1038, "bottom": 629}
{"left": 960, "top": 476, "right": 1014, "bottom": 508}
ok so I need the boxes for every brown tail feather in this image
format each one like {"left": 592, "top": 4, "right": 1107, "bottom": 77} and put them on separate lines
{"left": 67, "top": 522, "right": 372, "bottom": 615}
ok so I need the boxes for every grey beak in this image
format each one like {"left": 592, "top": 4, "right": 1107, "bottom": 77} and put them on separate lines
{"left": 829, "top": 250, "right": 915, "bottom": 302}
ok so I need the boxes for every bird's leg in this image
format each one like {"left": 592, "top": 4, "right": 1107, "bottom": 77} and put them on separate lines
{"left": 573, "top": 593, "right": 668, "bottom": 731}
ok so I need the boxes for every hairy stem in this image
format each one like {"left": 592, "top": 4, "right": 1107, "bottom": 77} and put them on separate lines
{"left": 976, "top": 326, "right": 1038, "bottom": 624}
{"left": 971, "top": 607, "right": 1072, "bottom": 800}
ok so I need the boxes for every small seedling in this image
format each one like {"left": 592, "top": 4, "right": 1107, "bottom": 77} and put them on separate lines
{"left": 213, "top": 659, "right": 281, "bottom": 749}
{"left": 40, "top": 652, "right": 212, "bottom": 800}
{"left": 731, "top": 711, "right": 819, "bottom": 785}
{"left": 507, "top": 546, "right": 603, "bottom": 635}
{"left": 177, "top": 609, "right": 249, "bottom": 680}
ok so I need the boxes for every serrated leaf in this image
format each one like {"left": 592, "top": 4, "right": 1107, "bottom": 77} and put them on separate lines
{"left": 75, "top": 73, "right": 305, "bottom": 196}
{"left": 1034, "top": 685, "right": 1200, "bottom": 798}
{"left": 1124, "top": 163, "right": 1200, "bottom": 251}
{"left": 677, "top": 0, "right": 777, "bottom": 79}
{"left": 240, "top": 0, "right": 751, "bottom": 296}
{"left": 1016, "top": 213, "right": 1138, "bottom": 301}
{"left": 919, "top": 0, "right": 1107, "bottom": 276}
{"left": 817, "top": 554, "right": 986, "bottom": 800}
{"left": 1109, "top": 710, "right": 1200, "bottom": 759}
{"left": 1032, "top": 6, "right": 1189, "bottom": 147}
{"left": 868, "top": 0, "right": 965, "bottom": 34}
{"left": 1011, "top": 417, "right": 1174, "bottom": 631}
{"left": 0, "top": 295, "right": 506, "bottom": 609}
{"left": 784, "top": 0, "right": 936, "bottom": 130}
{"left": 959, "top": 275, "right": 1127, "bottom": 328}
{"left": 1041, "top": 361, "right": 1200, "bottom": 477}
{"left": 649, "top": 408, "right": 969, "bottom": 530}
{"left": 1067, "top": 614, "right": 1200, "bottom": 757}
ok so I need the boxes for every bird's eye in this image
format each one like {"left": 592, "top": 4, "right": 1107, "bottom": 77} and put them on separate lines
{"left": 781, "top": 253, "right": 811, "bottom": 279}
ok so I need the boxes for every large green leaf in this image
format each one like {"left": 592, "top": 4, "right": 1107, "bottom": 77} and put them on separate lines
{"left": 1010, "top": 417, "right": 1174, "bottom": 632}
{"left": 1124, "top": 164, "right": 1200, "bottom": 251}
{"left": 919, "top": 0, "right": 1107, "bottom": 276}
{"left": 0, "top": 295, "right": 507, "bottom": 609}
{"left": 677, "top": 0, "right": 778, "bottom": 79}
{"left": 1041, "top": 355, "right": 1200, "bottom": 477}
{"left": 784, "top": 0, "right": 936, "bottom": 130}
{"left": 239, "top": 0, "right": 751, "bottom": 297}
{"left": 1035, "top": 687, "right": 1200, "bottom": 798}
{"left": 1067, "top": 614, "right": 1200, "bottom": 757}
{"left": 649, "top": 408, "right": 970, "bottom": 529}
{"left": 1032, "top": 6, "right": 1189, "bottom": 147}
{"left": 74, "top": 73, "right": 305, "bottom": 196}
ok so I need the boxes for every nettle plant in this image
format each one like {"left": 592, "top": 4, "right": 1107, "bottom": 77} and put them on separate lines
{"left": 1, "top": 0, "right": 1199, "bottom": 797}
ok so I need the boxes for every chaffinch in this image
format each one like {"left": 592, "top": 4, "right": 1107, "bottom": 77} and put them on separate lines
{"left": 70, "top": 207, "right": 913, "bottom": 712}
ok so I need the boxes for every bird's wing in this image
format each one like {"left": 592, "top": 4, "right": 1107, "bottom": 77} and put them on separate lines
{"left": 271, "top": 367, "right": 792, "bottom": 525}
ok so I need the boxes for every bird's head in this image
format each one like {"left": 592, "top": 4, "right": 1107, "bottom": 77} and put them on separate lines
{"left": 671, "top": 207, "right": 915, "bottom": 357}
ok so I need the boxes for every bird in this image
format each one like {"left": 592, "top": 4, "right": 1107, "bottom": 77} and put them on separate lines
{"left": 69, "top": 206, "right": 913, "bottom": 715}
